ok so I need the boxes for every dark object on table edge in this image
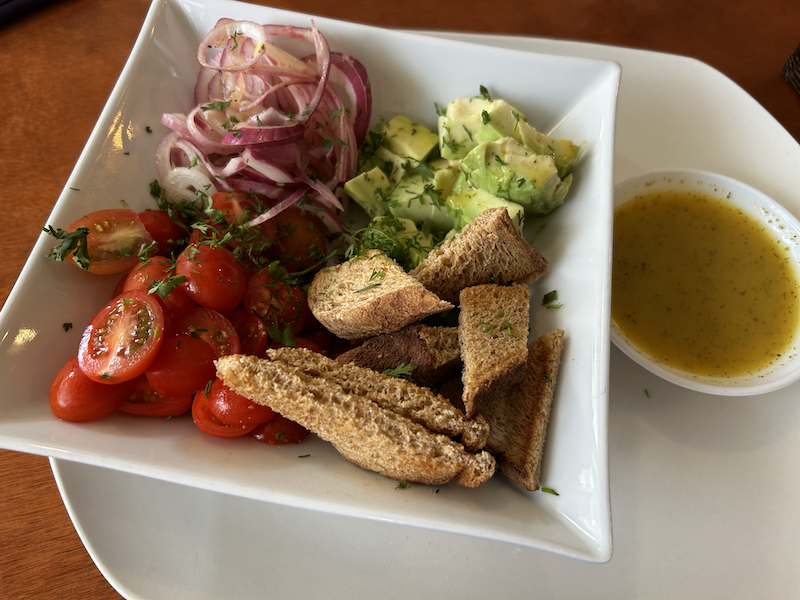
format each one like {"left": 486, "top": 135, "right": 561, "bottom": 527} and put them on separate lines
{"left": 784, "top": 41, "right": 800, "bottom": 96}
{"left": 0, "top": 0, "right": 57, "bottom": 26}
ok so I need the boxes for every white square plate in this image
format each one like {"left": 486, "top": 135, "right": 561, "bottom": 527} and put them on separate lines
{"left": 0, "top": 0, "right": 618, "bottom": 562}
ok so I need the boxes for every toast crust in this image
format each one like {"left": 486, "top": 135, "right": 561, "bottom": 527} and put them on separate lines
{"left": 308, "top": 250, "right": 452, "bottom": 340}
{"left": 215, "top": 352, "right": 495, "bottom": 487}
{"left": 484, "top": 330, "right": 565, "bottom": 491}
{"left": 410, "top": 208, "right": 548, "bottom": 304}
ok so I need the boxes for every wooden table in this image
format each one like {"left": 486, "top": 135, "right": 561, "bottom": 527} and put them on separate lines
{"left": 1, "top": 0, "right": 798, "bottom": 597}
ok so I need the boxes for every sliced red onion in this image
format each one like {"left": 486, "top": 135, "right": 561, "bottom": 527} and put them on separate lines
{"left": 198, "top": 20, "right": 267, "bottom": 72}
{"left": 246, "top": 188, "right": 307, "bottom": 228}
{"left": 329, "top": 53, "right": 372, "bottom": 145}
{"left": 162, "top": 167, "right": 219, "bottom": 204}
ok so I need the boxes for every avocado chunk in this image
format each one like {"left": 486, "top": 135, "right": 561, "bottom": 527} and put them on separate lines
{"left": 382, "top": 115, "right": 439, "bottom": 162}
{"left": 446, "top": 188, "right": 525, "bottom": 233}
{"left": 368, "top": 215, "right": 436, "bottom": 270}
{"left": 517, "top": 121, "right": 583, "bottom": 178}
{"left": 388, "top": 159, "right": 457, "bottom": 232}
{"left": 461, "top": 137, "right": 564, "bottom": 215}
{"left": 344, "top": 167, "right": 392, "bottom": 218}
{"left": 437, "top": 97, "right": 493, "bottom": 160}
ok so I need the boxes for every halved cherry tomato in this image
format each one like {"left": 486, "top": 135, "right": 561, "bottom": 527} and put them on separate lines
{"left": 145, "top": 334, "right": 217, "bottom": 397}
{"left": 211, "top": 191, "right": 280, "bottom": 273}
{"left": 250, "top": 415, "right": 309, "bottom": 444}
{"left": 205, "top": 378, "right": 276, "bottom": 428}
{"left": 115, "top": 375, "right": 193, "bottom": 418}
{"left": 266, "top": 205, "right": 327, "bottom": 271}
{"left": 124, "top": 256, "right": 197, "bottom": 322}
{"left": 211, "top": 190, "right": 256, "bottom": 223}
{"left": 244, "top": 269, "right": 307, "bottom": 335}
{"left": 78, "top": 289, "right": 165, "bottom": 384}
{"left": 192, "top": 386, "right": 258, "bottom": 438}
{"left": 138, "top": 209, "right": 184, "bottom": 255}
{"left": 50, "top": 356, "right": 127, "bottom": 422}
{"left": 175, "top": 307, "right": 241, "bottom": 357}
{"left": 237, "top": 314, "right": 268, "bottom": 355}
{"left": 176, "top": 243, "right": 246, "bottom": 312}
{"left": 66, "top": 209, "right": 154, "bottom": 275}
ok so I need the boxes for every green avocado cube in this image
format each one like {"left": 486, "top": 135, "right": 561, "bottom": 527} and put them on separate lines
{"left": 382, "top": 115, "right": 438, "bottom": 162}
{"left": 388, "top": 159, "right": 457, "bottom": 232}
{"left": 461, "top": 137, "right": 565, "bottom": 215}
{"left": 445, "top": 188, "right": 525, "bottom": 233}
{"left": 344, "top": 167, "right": 391, "bottom": 218}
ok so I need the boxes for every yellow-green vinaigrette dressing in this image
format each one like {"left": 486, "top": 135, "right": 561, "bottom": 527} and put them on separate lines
{"left": 612, "top": 189, "right": 800, "bottom": 378}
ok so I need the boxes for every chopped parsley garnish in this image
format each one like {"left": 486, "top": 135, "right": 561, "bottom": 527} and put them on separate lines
{"left": 43, "top": 225, "right": 91, "bottom": 270}
{"left": 478, "top": 85, "right": 491, "bottom": 101}
{"left": 201, "top": 100, "right": 232, "bottom": 111}
{"left": 396, "top": 480, "right": 408, "bottom": 489}
{"left": 381, "top": 363, "right": 418, "bottom": 380}
{"left": 542, "top": 290, "right": 558, "bottom": 305}
{"left": 494, "top": 155, "right": 508, "bottom": 166}
{"left": 62, "top": 323, "right": 73, "bottom": 332}
{"left": 541, "top": 487, "right": 559, "bottom": 496}
{"left": 481, "top": 110, "right": 490, "bottom": 125}
{"left": 355, "top": 282, "right": 381, "bottom": 293}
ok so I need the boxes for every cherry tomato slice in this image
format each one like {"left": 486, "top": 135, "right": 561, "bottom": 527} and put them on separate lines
{"left": 115, "top": 375, "right": 193, "bottom": 418}
{"left": 145, "top": 334, "right": 217, "bottom": 397}
{"left": 138, "top": 209, "right": 185, "bottom": 255}
{"left": 78, "top": 289, "right": 165, "bottom": 384}
{"left": 124, "top": 256, "right": 197, "bottom": 322}
{"left": 205, "top": 378, "right": 276, "bottom": 428}
{"left": 175, "top": 307, "right": 241, "bottom": 357}
{"left": 50, "top": 356, "right": 127, "bottom": 422}
{"left": 176, "top": 243, "right": 246, "bottom": 312}
{"left": 244, "top": 269, "right": 307, "bottom": 335}
{"left": 66, "top": 209, "right": 154, "bottom": 275}
{"left": 237, "top": 314, "right": 269, "bottom": 356}
{"left": 192, "top": 387, "right": 258, "bottom": 438}
{"left": 266, "top": 205, "right": 328, "bottom": 271}
{"left": 250, "top": 415, "right": 310, "bottom": 444}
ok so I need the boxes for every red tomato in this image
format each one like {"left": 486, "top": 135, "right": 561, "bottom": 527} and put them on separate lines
{"left": 124, "top": 256, "right": 197, "bottom": 322}
{"left": 176, "top": 243, "right": 246, "bottom": 312}
{"left": 145, "top": 334, "right": 217, "bottom": 397}
{"left": 50, "top": 356, "right": 126, "bottom": 422}
{"left": 210, "top": 191, "right": 280, "bottom": 273}
{"left": 115, "top": 375, "right": 193, "bottom": 418}
{"left": 250, "top": 415, "right": 309, "bottom": 444}
{"left": 66, "top": 209, "right": 154, "bottom": 275}
{"left": 237, "top": 314, "right": 268, "bottom": 355}
{"left": 138, "top": 209, "right": 184, "bottom": 255}
{"left": 192, "top": 387, "right": 258, "bottom": 438}
{"left": 211, "top": 190, "right": 256, "bottom": 223}
{"left": 205, "top": 378, "right": 276, "bottom": 428}
{"left": 78, "top": 290, "right": 165, "bottom": 384}
{"left": 174, "top": 307, "right": 241, "bottom": 357}
{"left": 221, "top": 306, "right": 249, "bottom": 330}
{"left": 266, "top": 206, "right": 327, "bottom": 271}
{"left": 244, "top": 269, "right": 307, "bottom": 335}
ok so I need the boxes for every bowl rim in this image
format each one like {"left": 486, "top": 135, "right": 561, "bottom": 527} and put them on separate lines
{"left": 610, "top": 168, "right": 800, "bottom": 396}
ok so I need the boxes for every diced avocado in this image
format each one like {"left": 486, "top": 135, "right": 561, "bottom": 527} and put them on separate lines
{"left": 517, "top": 121, "right": 583, "bottom": 178}
{"left": 359, "top": 145, "right": 410, "bottom": 186}
{"left": 437, "top": 97, "right": 493, "bottom": 160}
{"left": 445, "top": 188, "right": 525, "bottom": 233}
{"left": 475, "top": 99, "right": 526, "bottom": 144}
{"left": 388, "top": 159, "right": 458, "bottom": 231}
{"left": 370, "top": 215, "right": 435, "bottom": 269}
{"left": 461, "top": 137, "right": 564, "bottom": 215}
{"left": 382, "top": 115, "right": 438, "bottom": 162}
{"left": 344, "top": 167, "right": 391, "bottom": 218}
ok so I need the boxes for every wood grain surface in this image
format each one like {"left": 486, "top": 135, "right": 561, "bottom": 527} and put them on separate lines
{"left": 1, "top": 0, "right": 798, "bottom": 598}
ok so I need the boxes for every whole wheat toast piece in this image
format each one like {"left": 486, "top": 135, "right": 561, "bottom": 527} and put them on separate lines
{"left": 459, "top": 283, "right": 530, "bottom": 419}
{"left": 308, "top": 249, "right": 452, "bottom": 340}
{"left": 409, "top": 207, "right": 548, "bottom": 304}
{"left": 270, "top": 346, "right": 486, "bottom": 451}
{"left": 483, "top": 330, "right": 564, "bottom": 491}
{"left": 215, "top": 352, "right": 495, "bottom": 487}
{"left": 335, "top": 325, "right": 461, "bottom": 387}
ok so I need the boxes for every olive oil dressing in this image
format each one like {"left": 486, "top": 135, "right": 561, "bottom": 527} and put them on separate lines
{"left": 612, "top": 188, "right": 800, "bottom": 378}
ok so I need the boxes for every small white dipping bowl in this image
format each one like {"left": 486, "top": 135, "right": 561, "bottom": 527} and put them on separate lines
{"left": 611, "top": 169, "right": 800, "bottom": 396}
